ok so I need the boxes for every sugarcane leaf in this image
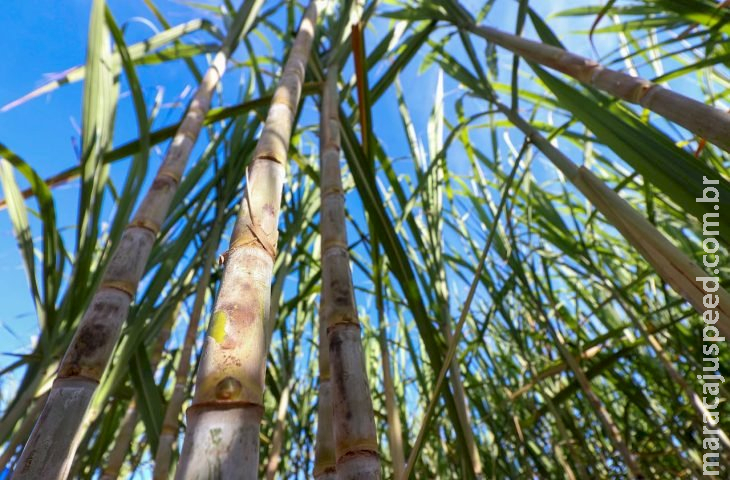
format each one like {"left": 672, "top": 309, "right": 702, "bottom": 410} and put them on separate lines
{"left": 370, "top": 21, "right": 436, "bottom": 102}
{"left": 104, "top": 7, "right": 151, "bottom": 264}
{"left": 0, "top": 143, "right": 62, "bottom": 336}
{"left": 1, "top": 19, "right": 212, "bottom": 112}
{"left": 0, "top": 160, "right": 41, "bottom": 320}
{"left": 73, "top": 0, "right": 117, "bottom": 302}
{"left": 129, "top": 345, "right": 165, "bottom": 453}
{"left": 531, "top": 65, "right": 730, "bottom": 245}
{"left": 527, "top": 7, "right": 565, "bottom": 49}
{"left": 0, "top": 84, "right": 319, "bottom": 208}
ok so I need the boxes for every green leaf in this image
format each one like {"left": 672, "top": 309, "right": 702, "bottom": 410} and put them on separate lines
{"left": 129, "top": 345, "right": 165, "bottom": 453}
{"left": 532, "top": 65, "right": 730, "bottom": 245}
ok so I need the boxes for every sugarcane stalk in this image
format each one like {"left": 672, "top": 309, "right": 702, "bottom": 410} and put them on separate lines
{"left": 264, "top": 380, "right": 294, "bottom": 480}
{"left": 70, "top": 284, "right": 188, "bottom": 480}
{"left": 509, "top": 346, "right": 603, "bottom": 400}
{"left": 173, "top": 4, "right": 317, "bottom": 479}
{"left": 152, "top": 218, "right": 223, "bottom": 480}
{"left": 378, "top": 326, "right": 405, "bottom": 479}
{"left": 99, "top": 401, "right": 140, "bottom": 480}
{"left": 429, "top": 209, "right": 483, "bottom": 475}
{"left": 425, "top": 85, "right": 483, "bottom": 476}
{"left": 313, "top": 68, "right": 338, "bottom": 480}
{"left": 373, "top": 243, "right": 404, "bottom": 478}
{"left": 441, "top": 321, "right": 483, "bottom": 477}
{"left": 523, "top": 353, "right": 586, "bottom": 480}
{"left": 314, "top": 295, "right": 337, "bottom": 480}
{"left": 464, "top": 16, "right": 730, "bottom": 152}
{"left": 9, "top": 3, "right": 262, "bottom": 477}
{"left": 100, "top": 299, "right": 178, "bottom": 480}
{"left": 0, "top": 391, "right": 49, "bottom": 471}
{"left": 264, "top": 243, "right": 299, "bottom": 479}
{"left": 320, "top": 65, "right": 380, "bottom": 478}
{"left": 496, "top": 101, "right": 730, "bottom": 340}
{"left": 0, "top": 365, "right": 48, "bottom": 446}
{"left": 432, "top": 182, "right": 482, "bottom": 476}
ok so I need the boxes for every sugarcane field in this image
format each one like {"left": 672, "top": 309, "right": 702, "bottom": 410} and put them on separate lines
{"left": 1, "top": 0, "right": 729, "bottom": 478}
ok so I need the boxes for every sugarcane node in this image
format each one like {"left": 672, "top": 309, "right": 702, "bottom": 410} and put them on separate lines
{"left": 337, "top": 444, "right": 381, "bottom": 461}
{"left": 271, "top": 89, "right": 298, "bottom": 112}
{"left": 223, "top": 224, "right": 277, "bottom": 261}
{"left": 156, "top": 168, "right": 182, "bottom": 185}
{"left": 326, "top": 320, "right": 361, "bottom": 336}
{"left": 217, "top": 252, "right": 228, "bottom": 266}
{"left": 324, "top": 140, "right": 341, "bottom": 152}
{"left": 127, "top": 218, "right": 160, "bottom": 236}
{"left": 100, "top": 279, "right": 137, "bottom": 299}
{"left": 573, "top": 59, "right": 600, "bottom": 84}
{"left": 178, "top": 128, "right": 199, "bottom": 144}
{"left": 255, "top": 153, "right": 285, "bottom": 166}
{"left": 322, "top": 240, "right": 348, "bottom": 253}
{"left": 312, "top": 464, "right": 337, "bottom": 477}
{"left": 636, "top": 83, "right": 662, "bottom": 107}
{"left": 160, "top": 424, "right": 179, "bottom": 435}
{"left": 627, "top": 81, "right": 655, "bottom": 104}
{"left": 208, "top": 60, "right": 224, "bottom": 80}
{"left": 215, "top": 376, "right": 243, "bottom": 400}
{"left": 186, "top": 400, "right": 265, "bottom": 418}
{"left": 186, "top": 104, "right": 207, "bottom": 119}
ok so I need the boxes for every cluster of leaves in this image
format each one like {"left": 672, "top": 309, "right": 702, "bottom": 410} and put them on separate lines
{"left": 1, "top": 0, "right": 729, "bottom": 478}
